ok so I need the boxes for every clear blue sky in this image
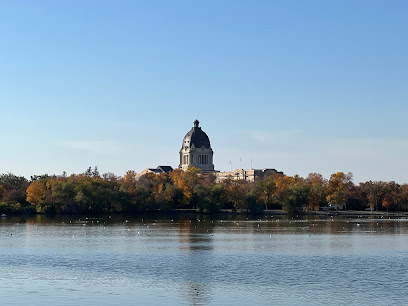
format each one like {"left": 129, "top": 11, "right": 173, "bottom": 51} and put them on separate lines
{"left": 1, "top": 0, "right": 407, "bottom": 183}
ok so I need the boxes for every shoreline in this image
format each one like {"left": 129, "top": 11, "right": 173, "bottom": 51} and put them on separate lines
{"left": 3, "top": 208, "right": 408, "bottom": 218}
{"left": 139, "top": 209, "right": 408, "bottom": 217}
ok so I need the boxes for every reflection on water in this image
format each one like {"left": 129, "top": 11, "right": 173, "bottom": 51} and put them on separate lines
{"left": 177, "top": 219, "right": 214, "bottom": 305}
{"left": 1, "top": 214, "right": 408, "bottom": 305}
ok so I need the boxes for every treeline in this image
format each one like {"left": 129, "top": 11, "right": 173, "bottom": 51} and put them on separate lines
{"left": 1, "top": 167, "right": 408, "bottom": 215}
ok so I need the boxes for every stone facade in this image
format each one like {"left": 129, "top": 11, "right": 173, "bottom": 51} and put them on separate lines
{"left": 214, "top": 168, "right": 283, "bottom": 182}
{"left": 179, "top": 120, "right": 215, "bottom": 171}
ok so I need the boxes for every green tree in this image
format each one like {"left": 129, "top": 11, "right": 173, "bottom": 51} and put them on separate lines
{"left": 255, "top": 175, "right": 276, "bottom": 210}
{"left": 194, "top": 184, "right": 227, "bottom": 213}
{"left": 282, "top": 182, "right": 311, "bottom": 213}
{"left": 226, "top": 180, "right": 247, "bottom": 211}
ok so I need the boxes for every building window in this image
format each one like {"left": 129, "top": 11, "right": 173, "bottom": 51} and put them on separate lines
{"left": 183, "top": 155, "right": 189, "bottom": 165}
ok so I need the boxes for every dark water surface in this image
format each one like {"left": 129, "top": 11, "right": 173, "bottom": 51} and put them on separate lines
{"left": 1, "top": 214, "right": 408, "bottom": 305}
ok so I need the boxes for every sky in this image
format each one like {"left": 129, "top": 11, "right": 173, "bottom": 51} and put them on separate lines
{"left": 1, "top": 0, "right": 407, "bottom": 183}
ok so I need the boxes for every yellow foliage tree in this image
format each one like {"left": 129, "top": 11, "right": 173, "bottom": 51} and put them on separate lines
{"left": 327, "top": 172, "right": 353, "bottom": 210}
{"left": 26, "top": 180, "right": 46, "bottom": 205}
{"left": 123, "top": 170, "right": 137, "bottom": 192}
{"left": 169, "top": 167, "right": 200, "bottom": 205}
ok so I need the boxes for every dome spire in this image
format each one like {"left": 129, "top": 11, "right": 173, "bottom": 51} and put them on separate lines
{"left": 194, "top": 119, "right": 200, "bottom": 128}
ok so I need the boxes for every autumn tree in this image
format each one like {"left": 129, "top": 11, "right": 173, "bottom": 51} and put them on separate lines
{"left": 123, "top": 170, "right": 137, "bottom": 192}
{"left": 361, "top": 181, "right": 387, "bottom": 211}
{"left": 382, "top": 195, "right": 392, "bottom": 212}
{"left": 274, "top": 175, "right": 295, "bottom": 208}
{"left": 26, "top": 180, "right": 47, "bottom": 206}
{"left": 326, "top": 172, "right": 353, "bottom": 210}
{"left": 398, "top": 184, "right": 408, "bottom": 211}
{"left": 170, "top": 167, "right": 201, "bottom": 207}
{"left": 306, "top": 173, "right": 327, "bottom": 211}
{"left": 0, "top": 173, "right": 29, "bottom": 204}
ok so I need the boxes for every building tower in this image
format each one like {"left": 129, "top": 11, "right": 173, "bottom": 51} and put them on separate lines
{"left": 179, "top": 120, "right": 214, "bottom": 171}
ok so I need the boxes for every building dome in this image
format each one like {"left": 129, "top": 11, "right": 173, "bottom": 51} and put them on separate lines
{"left": 181, "top": 119, "right": 211, "bottom": 149}
{"left": 179, "top": 120, "right": 214, "bottom": 171}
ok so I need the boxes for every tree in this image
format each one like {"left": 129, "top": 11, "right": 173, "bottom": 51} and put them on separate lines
{"left": 169, "top": 167, "right": 201, "bottom": 207}
{"left": 26, "top": 180, "right": 46, "bottom": 205}
{"left": 255, "top": 175, "right": 276, "bottom": 210}
{"left": 274, "top": 175, "right": 295, "bottom": 209}
{"left": 162, "top": 183, "right": 183, "bottom": 209}
{"left": 362, "top": 181, "right": 387, "bottom": 211}
{"left": 226, "top": 180, "right": 247, "bottom": 211}
{"left": 382, "top": 195, "right": 392, "bottom": 212}
{"left": 398, "top": 185, "right": 408, "bottom": 211}
{"left": 381, "top": 181, "right": 400, "bottom": 212}
{"left": 123, "top": 170, "right": 137, "bottom": 187}
{"left": 194, "top": 184, "right": 226, "bottom": 213}
{"left": 0, "top": 173, "right": 29, "bottom": 204}
{"left": 84, "top": 167, "right": 92, "bottom": 177}
{"left": 283, "top": 182, "right": 311, "bottom": 213}
{"left": 0, "top": 173, "right": 28, "bottom": 190}
{"left": 0, "top": 185, "right": 4, "bottom": 201}
{"left": 326, "top": 172, "right": 353, "bottom": 210}
{"left": 306, "top": 173, "right": 327, "bottom": 211}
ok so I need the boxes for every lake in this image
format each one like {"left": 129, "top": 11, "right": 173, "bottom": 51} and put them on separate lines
{"left": 1, "top": 214, "right": 408, "bottom": 305}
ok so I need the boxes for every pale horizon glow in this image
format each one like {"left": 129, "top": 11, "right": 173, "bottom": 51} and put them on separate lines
{"left": 1, "top": 1, "right": 407, "bottom": 184}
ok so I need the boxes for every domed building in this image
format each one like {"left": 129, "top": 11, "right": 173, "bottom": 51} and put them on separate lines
{"left": 179, "top": 120, "right": 215, "bottom": 171}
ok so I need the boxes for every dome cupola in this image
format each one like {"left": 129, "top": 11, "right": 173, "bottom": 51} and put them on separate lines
{"left": 179, "top": 120, "right": 214, "bottom": 171}
{"left": 181, "top": 120, "right": 211, "bottom": 149}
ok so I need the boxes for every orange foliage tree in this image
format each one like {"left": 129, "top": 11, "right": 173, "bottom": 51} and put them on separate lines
{"left": 26, "top": 180, "right": 47, "bottom": 205}
{"left": 169, "top": 167, "right": 200, "bottom": 207}
{"left": 327, "top": 172, "right": 353, "bottom": 210}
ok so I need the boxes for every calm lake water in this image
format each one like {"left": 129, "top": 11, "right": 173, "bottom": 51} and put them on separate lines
{"left": 1, "top": 214, "right": 408, "bottom": 305}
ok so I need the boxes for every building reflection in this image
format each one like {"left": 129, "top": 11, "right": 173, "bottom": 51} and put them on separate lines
{"left": 177, "top": 217, "right": 215, "bottom": 305}
{"left": 179, "top": 281, "right": 212, "bottom": 305}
